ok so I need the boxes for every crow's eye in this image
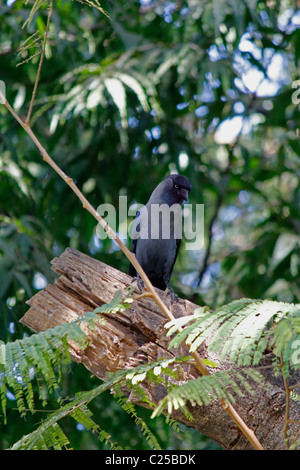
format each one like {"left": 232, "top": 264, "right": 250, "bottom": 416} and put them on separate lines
{"left": 174, "top": 184, "right": 179, "bottom": 189}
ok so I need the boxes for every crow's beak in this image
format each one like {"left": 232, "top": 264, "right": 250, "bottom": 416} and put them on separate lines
{"left": 180, "top": 188, "right": 189, "bottom": 203}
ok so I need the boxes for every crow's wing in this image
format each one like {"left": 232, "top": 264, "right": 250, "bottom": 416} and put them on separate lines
{"left": 168, "top": 238, "right": 181, "bottom": 279}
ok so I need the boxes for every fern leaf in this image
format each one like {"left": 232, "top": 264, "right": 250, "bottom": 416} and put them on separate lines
{"left": 152, "top": 368, "right": 265, "bottom": 418}
{"left": 115, "top": 392, "right": 162, "bottom": 450}
{"left": 70, "top": 403, "right": 122, "bottom": 449}
{"left": 271, "top": 315, "right": 300, "bottom": 372}
{"left": 10, "top": 378, "right": 118, "bottom": 450}
{"left": 0, "top": 290, "right": 133, "bottom": 420}
{"left": 70, "top": 404, "right": 99, "bottom": 433}
{"left": 167, "top": 299, "right": 300, "bottom": 368}
{"left": 4, "top": 341, "right": 28, "bottom": 417}
{"left": 42, "top": 423, "right": 71, "bottom": 450}
{"left": 213, "top": 300, "right": 300, "bottom": 366}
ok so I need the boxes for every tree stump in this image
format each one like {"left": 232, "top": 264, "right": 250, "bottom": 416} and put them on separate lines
{"left": 20, "top": 248, "right": 299, "bottom": 450}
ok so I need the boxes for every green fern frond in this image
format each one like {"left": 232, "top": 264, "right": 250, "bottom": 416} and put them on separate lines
{"left": 8, "top": 288, "right": 298, "bottom": 449}
{"left": 152, "top": 368, "right": 265, "bottom": 419}
{"left": 271, "top": 316, "right": 300, "bottom": 359}
{"left": 43, "top": 422, "right": 71, "bottom": 450}
{"left": 10, "top": 374, "right": 121, "bottom": 450}
{"left": 110, "top": 355, "right": 187, "bottom": 395}
{"left": 10, "top": 418, "right": 71, "bottom": 450}
{"left": 0, "top": 291, "right": 131, "bottom": 422}
{"left": 115, "top": 391, "right": 162, "bottom": 450}
{"left": 166, "top": 299, "right": 300, "bottom": 368}
{"left": 70, "top": 403, "right": 98, "bottom": 433}
{"left": 70, "top": 403, "right": 122, "bottom": 449}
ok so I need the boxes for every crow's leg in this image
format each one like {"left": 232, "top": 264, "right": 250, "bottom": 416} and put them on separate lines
{"left": 164, "top": 278, "right": 179, "bottom": 304}
{"left": 131, "top": 274, "right": 145, "bottom": 292}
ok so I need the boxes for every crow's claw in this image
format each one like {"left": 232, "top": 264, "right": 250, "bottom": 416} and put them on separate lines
{"left": 131, "top": 275, "right": 145, "bottom": 292}
{"left": 164, "top": 280, "right": 179, "bottom": 304}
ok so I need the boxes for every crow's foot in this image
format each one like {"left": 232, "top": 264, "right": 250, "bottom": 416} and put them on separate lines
{"left": 164, "top": 280, "right": 179, "bottom": 304}
{"left": 131, "top": 274, "right": 145, "bottom": 292}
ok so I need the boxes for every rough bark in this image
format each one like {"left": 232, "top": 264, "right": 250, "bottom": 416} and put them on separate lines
{"left": 20, "top": 248, "right": 299, "bottom": 450}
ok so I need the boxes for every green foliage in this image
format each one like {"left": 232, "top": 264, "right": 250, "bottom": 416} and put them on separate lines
{"left": 114, "top": 392, "right": 163, "bottom": 450}
{"left": 1, "top": 0, "right": 300, "bottom": 451}
{"left": 166, "top": 299, "right": 300, "bottom": 370}
{"left": 107, "top": 351, "right": 267, "bottom": 420}
{"left": 1, "top": 290, "right": 300, "bottom": 449}
{"left": 10, "top": 382, "right": 121, "bottom": 450}
{"left": 4, "top": 345, "right": 184, "bottom": 450}
{"left": 152, "top": 369, "right": 264, "bottom": 418}
{"left": 1, "top": 291, "right": 160, "bottom": 450}
{"left": 0, "top": 292, "right": 124, "bottom": 423}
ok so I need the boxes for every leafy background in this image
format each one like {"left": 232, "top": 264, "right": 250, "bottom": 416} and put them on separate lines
{"left": 0, "top": 0, "right": 299, "bottom": 449}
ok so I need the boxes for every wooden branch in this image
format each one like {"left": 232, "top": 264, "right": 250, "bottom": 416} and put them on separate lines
{"left": 20, "top": 248, "right": 300, "bottom": 450}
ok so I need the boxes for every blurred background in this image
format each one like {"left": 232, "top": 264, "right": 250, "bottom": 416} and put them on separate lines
{"left": 0, "top": 0, "right": 299, "bottom": 450}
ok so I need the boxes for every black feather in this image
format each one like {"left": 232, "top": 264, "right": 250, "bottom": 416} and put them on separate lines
{"left": 128, "top": 174, "right": 191, "bottom": 300}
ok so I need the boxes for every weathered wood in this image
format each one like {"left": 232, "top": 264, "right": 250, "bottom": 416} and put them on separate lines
{"left": 20, "top": 248, "right": 299, "bottom": 450}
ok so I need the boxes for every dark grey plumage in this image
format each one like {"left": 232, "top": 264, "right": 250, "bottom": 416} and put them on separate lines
{"left": 129, "top": 174, "right": 191, "bottom": 301}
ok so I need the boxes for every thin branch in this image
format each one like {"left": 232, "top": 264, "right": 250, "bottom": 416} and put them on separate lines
{"left": 25, "top": 0, "right": 53, "bottom": 127}
{"left": 289, "top": 382, "right": 300, "bottom": 391}
{"left": 132, "top": 292, "right": 154, "bottom": 301}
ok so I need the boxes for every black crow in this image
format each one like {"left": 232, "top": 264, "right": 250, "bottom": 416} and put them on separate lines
{"left": 129, "top": 174, "right": 191, "bottom": 302}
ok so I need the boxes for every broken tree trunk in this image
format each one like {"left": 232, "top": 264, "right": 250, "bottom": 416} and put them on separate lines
{"left": 20, "top": 248, "right": 299, "bottom": 450}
